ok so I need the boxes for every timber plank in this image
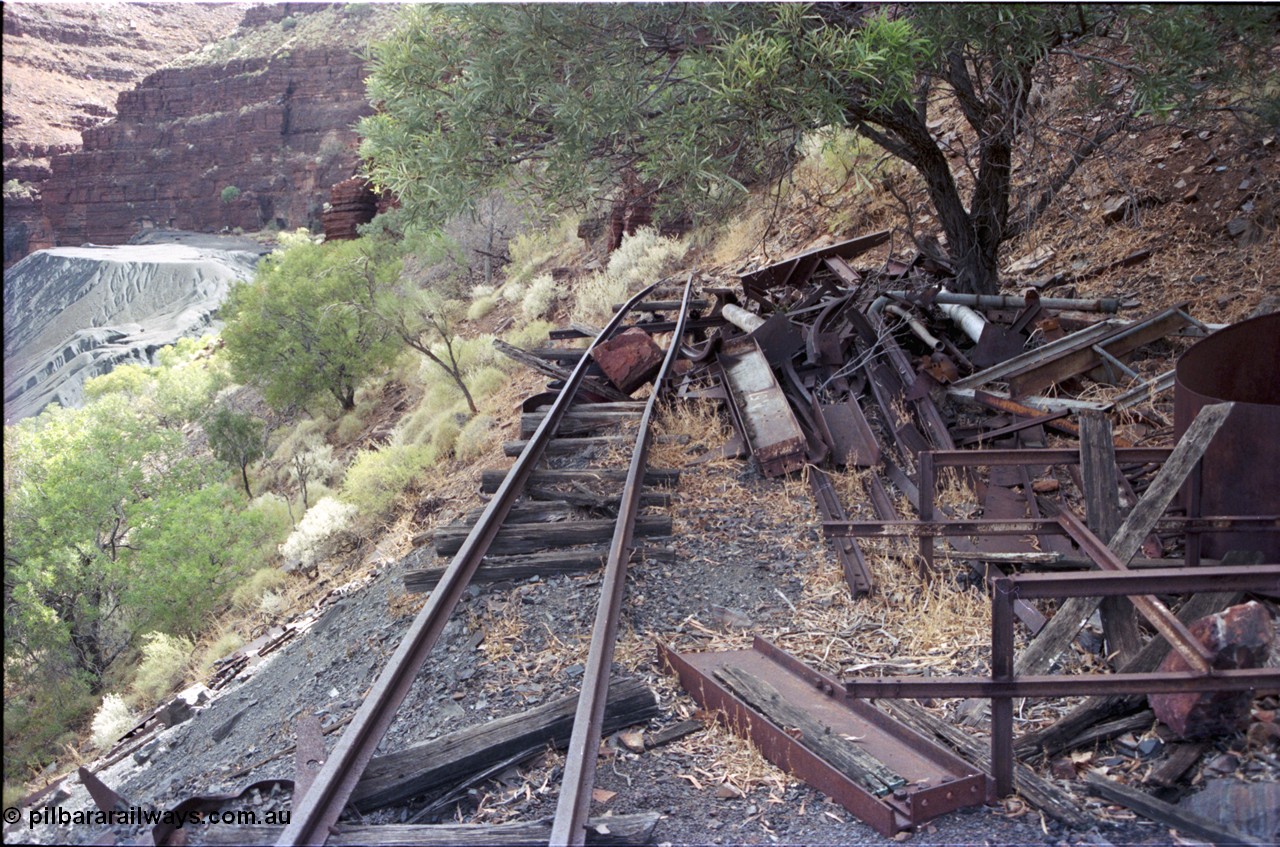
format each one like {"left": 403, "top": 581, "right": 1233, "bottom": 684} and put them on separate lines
{"left": 199, "top": 813, "right": 661, "bottom": 846}
{"left": 433, "top": 516, "right": 672, "bottom": 557}
{"left": 353, "top": 678, "right": 658, "bottom": 810}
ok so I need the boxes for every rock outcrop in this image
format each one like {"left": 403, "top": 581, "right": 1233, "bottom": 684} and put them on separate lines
{"left": 2, "top": 3, "right": 244, "bottom": 266}
{"left": 9, "top": 4, "right": 392, "bottom": 264}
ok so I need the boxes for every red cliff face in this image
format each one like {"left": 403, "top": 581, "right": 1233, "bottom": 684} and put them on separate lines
{"left": 42, "top": 43, "right": 373, "bottom": 246}
{"left": 2, "top": 3, "right": 244, "bottom": 266}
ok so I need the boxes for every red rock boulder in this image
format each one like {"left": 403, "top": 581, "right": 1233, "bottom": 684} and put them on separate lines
{"left": 1149, "top": 601, "right": 1275, "bottom": 739}
{"left": 591, "top": 327, "right": 663, "bottom": 394}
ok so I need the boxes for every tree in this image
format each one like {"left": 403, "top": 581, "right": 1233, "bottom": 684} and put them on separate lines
{"left": 361, "top": 4, "right": 1278, "bottom": 294}
{"left": 337, "top": 235, "right": 481, "bottom": 414}
{"left": 204, "top": 406, "right": 265, "bottom": 497}
{"left": 4, "top": 396, "right": 186, "bottom": 683}
{"left": 221, "top": 239, "right": 401, "bottom": 412}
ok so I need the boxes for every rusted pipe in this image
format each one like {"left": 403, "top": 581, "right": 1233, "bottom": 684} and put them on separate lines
{"left": 722, "top": 302, "right": 766, "bottom": 333}
{"left": 883, "top": 304, "right": 944, "bottom": 352}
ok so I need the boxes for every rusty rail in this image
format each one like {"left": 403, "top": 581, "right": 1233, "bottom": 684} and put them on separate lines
{"left": 550, "top": 276, "right": 695, "bottom": 845}
{"left": 275, "top": 282, "right": 663, "bottom": 846}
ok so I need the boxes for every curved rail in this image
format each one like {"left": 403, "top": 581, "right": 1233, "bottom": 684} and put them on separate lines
{"left": 550, "top": 275, "right": 696, "bottom": 845}
{"left": 277, "top": 282, "right": 662, "bottom": 846}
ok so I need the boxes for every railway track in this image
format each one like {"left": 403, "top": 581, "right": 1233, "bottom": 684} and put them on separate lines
{"left": 276, "top": 277, "right": 696, "bottom": 846}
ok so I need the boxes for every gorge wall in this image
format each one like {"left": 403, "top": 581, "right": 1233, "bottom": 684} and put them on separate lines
{"left": 2, "top": 2, "right": 245, "bottom": 266}
{"left": 6, "top": 3, "right": 393, "bottom": 265}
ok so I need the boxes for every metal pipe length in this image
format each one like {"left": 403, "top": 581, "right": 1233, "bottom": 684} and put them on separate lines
{"left": 550, "top": 276, "right": 695, "bottom": 846}
{"left": 276, "top": 282, "right": 661, "bottom": 846}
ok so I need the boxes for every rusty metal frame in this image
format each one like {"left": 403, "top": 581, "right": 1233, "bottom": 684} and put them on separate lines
{"left": 550, "top": 276, "right": 695, "bottom": 846}
{"left": 842, "top": 565, "right": 1280, "bottom": 796}
{"left": 276, "top": 282, "right": 663, "bottom": 846}
{"left": 658, "top": 637, "right": 989, "bottom": 837}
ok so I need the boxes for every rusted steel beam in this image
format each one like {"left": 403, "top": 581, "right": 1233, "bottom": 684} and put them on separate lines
{"left": 951, "top": 319, "right": 1121, "bottom": 391}
{"left": 955, "top": 408, "right": 1071, "bottom": 447}
{"left": 1007, "top": 565, "right": 1280, "bottom": 598}
{"left": 809, "top": 467, "right": 874, "bottom": 596}
{"left": 718, "top": 335, "right": 807, "bottom": 477}
{"left": 926, "top": 446, "right": 1173, "bottom": 467}
{"left": 738, "top": 230, "right": 889, "bottom": 293}
{"left": 1055, "top": 509, "right": 1215, "bottom": 673}
{"left": 823, "top": 515, "right": 1279, "bottom": 538}
{"left": 550, "top": 277, "right": 695, "bottom": 846}
{"left": 1008, "top": 306, "right": 1192, "bottom": 396}
{"left": 841, "top": 668, "right": 1278, "bottom": 699}
{"left": 276, "top": 283, "right": 663, "bottom": 847}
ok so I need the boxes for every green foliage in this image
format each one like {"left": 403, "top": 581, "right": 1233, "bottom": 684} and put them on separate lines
{"left": 3, "top": 674, "right": 95, "bottom": 784}
{"left": 82, "top": 334, "right": 228, "bottom": 425}
{"left": 220, "top": 185, "right": 242, "bottom": 204}
{"left": 231, "top": 568, "right": 290, "bottom": 613}
{"left": 455, "top": 414, "right": 498, "bottom": 461}
{"left": 466, "top": 294, "right": 498, "bottom": 321}
{"left": 340, "top": 445, "right": 433, "bottom": 518}
{"left": 131, "top": 632, "right": 193, "bottom": 705}
{"left": 204, "top": 406, "right": 265, "bottom": 496}
{"left": 362, "top": 4, "right": 1278, "bottom": 294}
{"left": 221, "top": 238, "right": 402, "bottom": 411}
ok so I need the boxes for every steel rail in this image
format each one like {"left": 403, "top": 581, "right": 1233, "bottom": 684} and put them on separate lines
{"left": 276, "top": 282, "right": 661, "bottom": 846}
{"left": 550, "top": 275, "right": 695, "bottom": 846}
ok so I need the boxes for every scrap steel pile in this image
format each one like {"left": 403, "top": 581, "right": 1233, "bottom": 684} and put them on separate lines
{"left": 654, "top": 231, "right": 1279, "bottom": 838}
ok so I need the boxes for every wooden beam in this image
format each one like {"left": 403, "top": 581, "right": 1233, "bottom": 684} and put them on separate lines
{"left": 353, "top": 678, "right": 659, "bottom": 811}
{"left": 479, "top": 469, "right": 678, "bottom": 492}
{"left": 404, "top": 547, "right": 674, "bottom": 594}
{"left": 1080, "top": 410, "right": 1141, "bottom": 666}
{"left": 433, "top": 516, "right": 672, "bottom": 557}
{"left": 1084, "top": 772, "right": 1268, "bottom": 847}
{"left": 199, "top": 813, "right": 661, "bottom": 846}
{"left": 1013, "top": 403, "right": 1234, "bottom": 679}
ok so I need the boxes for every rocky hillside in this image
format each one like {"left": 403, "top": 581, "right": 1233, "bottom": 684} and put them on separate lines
{"left": 2, "top": 2, "right": 246, "bottom": 266}
{"left": 5, "top": 3, "right": 396, "bottom": 265}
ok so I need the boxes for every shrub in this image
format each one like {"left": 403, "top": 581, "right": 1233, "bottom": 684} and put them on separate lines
{"left": 279, "top": 497, "right": 357, "bottom": 569}
{"left": 2, "top": 676, "right": 95, "bottom": 785}
{"left": 455, "top": 415, "right": 498, "bottom": 461}
{"left": 573, "top": 228, "right": 687, "bottom": 323}
{"left": 339, "top": 446, "right": 432, "bottom": 518}
{"left": 503, "top": 320, "right": 556, "bottom": 351}
{"left": 521, "top": 273, "right": 560, "bottom": 320}
{"left": 90, "top": 693, "right": 136, "bottom": 751}
{"left": 231, "top": 567, "right": 290, "bottom": 612}
{"left": 466, "top": 294, "right": 498, "bottom": 321}
{"left": 200, "top": 631, "right": 245, "bottom": 672}
{"left": 467, "top": 366, "right": 508, "bottom": 402}
{"left": 132, "top": 632, "right": 194, "bottom": 705}
{"left": 220, "top": 185, "right": 242, "bottom": 204}
{"left": 335, "top": 409, "right": 367, "bottom": 444}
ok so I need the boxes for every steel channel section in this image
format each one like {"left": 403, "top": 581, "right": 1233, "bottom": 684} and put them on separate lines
{"left": 550, "top": 278, "right": 694, "bottom": 846}
{"left": 657, "top": 640, "right": 988, "bottom": 836}
{"left": 809, "top": 467, "right": 874, "bottom": 595}
{"left": 991, "top": 578, "right": 1015, "bottom": 796}
{"left": 276, "top": 282, "right": 662, "bottom": 847}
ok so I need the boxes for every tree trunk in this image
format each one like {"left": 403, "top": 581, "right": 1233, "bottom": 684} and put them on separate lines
{"left": 240, "top": 463, "right": 253, "bottom": 499}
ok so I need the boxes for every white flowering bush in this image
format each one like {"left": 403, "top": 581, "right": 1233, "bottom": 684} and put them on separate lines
{"left": 573, "top": 228, "right": 687, "bottom": 322}
{"left": 90, "top": 694, "right": 136, "bottom": 751}
{"left": 521, "top": 273, "right": 561, "bottom": 320}
{"left": 279, "top": 496, "right": 357, "bottom": 570}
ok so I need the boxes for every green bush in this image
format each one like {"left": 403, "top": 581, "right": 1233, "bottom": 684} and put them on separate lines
{"left": 2, "top": 675, "right": 95, "bottom": 784}
{"left": 455, "top": 414, "right": 498, "bottom": 461}
{"left": 340, "top": 444, "right": 433, "bottom": 518}
{"left": 131, "top": 632, "right": 194, "bottom": 705}
{"left": 522, "top": 273, "right": 560, "bottom": 320}
{"left": 467, "top": 294, "right": 498, "bottom": 321}
{"left": 467, "top": 366, "right": 508, "bottom": 402}
{"left": 231, "top": 568, "right": 290, "bottom": 612}
{"left": 196, "top": 631, "right": 245, "bottom": 678}
{"left": 220, "top": 185, "right": 242, "bottom": 204}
